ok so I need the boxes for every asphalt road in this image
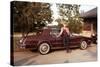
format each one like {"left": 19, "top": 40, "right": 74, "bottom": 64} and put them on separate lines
{"left": 13, "top": 44, "right": 97, "bottom": 66}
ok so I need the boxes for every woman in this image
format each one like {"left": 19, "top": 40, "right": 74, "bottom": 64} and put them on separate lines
{"left": 57, "top": 22, "right": 71, "bottom": 53}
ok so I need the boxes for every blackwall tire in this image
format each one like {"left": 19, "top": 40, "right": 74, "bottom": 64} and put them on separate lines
{"left": 38, "top": 43, "right": 50, "bottom": 55}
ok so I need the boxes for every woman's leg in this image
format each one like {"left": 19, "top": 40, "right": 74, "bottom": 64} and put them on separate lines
{"left": 63, "top": 36, "right": 70, "bottom": 53}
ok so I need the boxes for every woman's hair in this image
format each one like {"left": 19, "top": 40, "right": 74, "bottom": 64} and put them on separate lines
{"left": 59, "top": 20, "right": 69, "bottom": 27}
{"left": 62, "top": 22, "right": 68, "bottom": 27}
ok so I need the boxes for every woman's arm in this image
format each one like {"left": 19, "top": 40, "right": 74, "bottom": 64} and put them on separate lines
{"left": 57, "top": 27, "right": 63, "bottom": 37}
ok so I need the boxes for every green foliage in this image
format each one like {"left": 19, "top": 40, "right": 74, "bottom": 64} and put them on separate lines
{"left": 11, "top": 1, "right": 52, "bottom": 33}
{"left": 57, "top": 4, "right": 83, "bottom": 33}
{"left": 68, "top": 18, "right": 83, "bottom": 33}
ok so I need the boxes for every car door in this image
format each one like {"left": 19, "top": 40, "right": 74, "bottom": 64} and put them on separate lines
{"left": 69, "top": 35, "right": 81, "bottom": 46}
{"left": 55, "top": 36, "right": 63, "bottom": 47}
{"left": 49, "top": 34, "right": 57, "bottom": 47}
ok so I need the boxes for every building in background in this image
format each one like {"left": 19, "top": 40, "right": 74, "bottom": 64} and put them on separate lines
{"left": 80, "top": 7, "right": 97, "bottom": 37}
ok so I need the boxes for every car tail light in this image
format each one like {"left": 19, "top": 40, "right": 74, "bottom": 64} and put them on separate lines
{"left": 19, "top": 38, "right": 26, "bottom": 48}
{"left": 19, "top": 38, "right": 23, "bottom": 43}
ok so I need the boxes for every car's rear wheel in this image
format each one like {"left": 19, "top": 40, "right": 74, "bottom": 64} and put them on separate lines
{"left": 80, "top": 41, "right": 88, "bottom": 50}
{"left": 38, "top": 43, "right": 50, "bottom": 55}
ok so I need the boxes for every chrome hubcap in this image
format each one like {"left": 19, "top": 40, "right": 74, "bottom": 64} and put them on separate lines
{"left": 81, "top": 41, "right": 87, "bottom": 49}
{"left": 41, "top": 45, "right": 48, "bottom": 52}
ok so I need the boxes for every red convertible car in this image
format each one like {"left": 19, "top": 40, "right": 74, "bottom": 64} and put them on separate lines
{"left": 19, "top": 27, "right": 92, "bottom": 54}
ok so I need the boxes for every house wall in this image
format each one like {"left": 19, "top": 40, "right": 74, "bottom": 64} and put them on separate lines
{"left": 82, "top": 18, "right": 97, "bottom": 37}
{"left": 83, "top": 18, "right": 97, "bottom": 32}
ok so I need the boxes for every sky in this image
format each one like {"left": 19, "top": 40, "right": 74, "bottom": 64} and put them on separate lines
{"left": 48, "top": 4, "right": 96, "bottom": 26}
{"left": 79, "top": 5, "right": 96, "bottom": 12}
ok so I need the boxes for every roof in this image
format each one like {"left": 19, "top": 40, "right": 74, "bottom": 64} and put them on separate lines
{"left": 80, "top": 7, "right": 97, "bottom": 18}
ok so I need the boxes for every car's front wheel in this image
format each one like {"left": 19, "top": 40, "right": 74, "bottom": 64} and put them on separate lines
{"left": 80, "top": 41, "right": 88, "bottom": 50}
{"left": 38, "top": 43, "right": 50, "bottom": 55}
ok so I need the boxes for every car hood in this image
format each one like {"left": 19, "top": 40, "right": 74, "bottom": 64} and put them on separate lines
{"left": 70, "top": 34, "right": 90, "bottom": 39}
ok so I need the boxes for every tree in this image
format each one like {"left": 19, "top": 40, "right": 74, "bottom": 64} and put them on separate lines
{"left": 57, "top": 4, "right": 83, "bottom": 33}
{"left": 11, "top": 1, "right": 52, "bottom": 37}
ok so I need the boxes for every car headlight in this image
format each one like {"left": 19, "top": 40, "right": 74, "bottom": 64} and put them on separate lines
{"left": 92, "top": 34, "right": 95, "bottom": 36}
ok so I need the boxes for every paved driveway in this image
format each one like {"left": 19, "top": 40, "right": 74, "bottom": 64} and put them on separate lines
{"left": 13, "top": 44, "right": 97, "bottom": 66}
